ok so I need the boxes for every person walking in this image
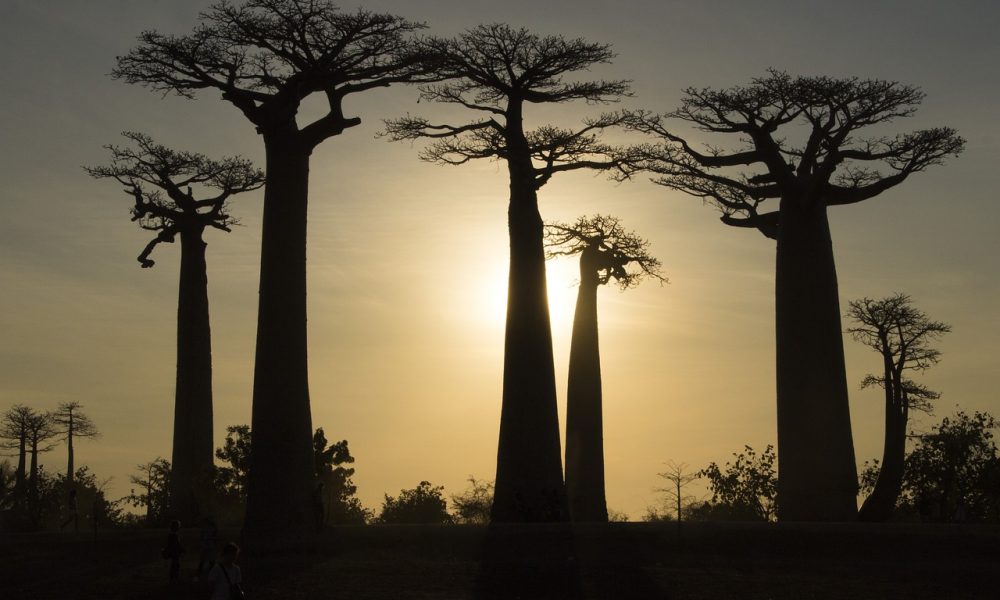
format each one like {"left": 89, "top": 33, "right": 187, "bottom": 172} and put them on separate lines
{"left": 206, "top": 542, "right": 244, "bottom": 600}
{"left": 195, "top": 515, "right": 219, "bottom": 580}
{"left": 163, "top": 520, "right": 184, "bottom": 582}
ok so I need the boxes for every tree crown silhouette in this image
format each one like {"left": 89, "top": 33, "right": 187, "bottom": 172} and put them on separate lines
{"left": 545, "top": 214, "right": 665, "bottom": 290}
{"left": 627, "top": 70, "right": 965, "bottom": 239}
{"left": 113, "top": 0, "right": 429, "bottom": 147}
{"left": 381, "top": 23, "right": 638, "bottom": 185}
{"left": 85, "top": 132, "right": 264, "bottom": 267}
{"left": 847, "top": 293, "right": 951, "bottom": 413}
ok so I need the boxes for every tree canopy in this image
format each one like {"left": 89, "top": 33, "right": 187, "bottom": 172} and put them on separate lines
{"left": 847, "top": 294, "right": 951, "bottom": 412}
{"left": 113, "top": 0, "right": 428, "bottom": 147}
{"left": 628, "top": 70, "right": 965, "bottom": 239}
{"left": 545, "top": 214, "right": 665, "bottom": 289}
{"left": 85, "top": 132, "right": 263, "bottom": 267}
{"left": 381, "top": 23, "right": 638, "bottom": 185}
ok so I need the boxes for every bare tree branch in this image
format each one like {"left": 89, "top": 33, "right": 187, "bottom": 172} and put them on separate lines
{"left": 85, "top": 132, "right": 263, "bottom": 267}
{"left": 626, "top": 70, "right": 965, "bottom": 239}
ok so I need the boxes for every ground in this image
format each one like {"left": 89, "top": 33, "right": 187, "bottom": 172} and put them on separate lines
{"left": 1, "top": 522, "right": 996, "bottom": 599}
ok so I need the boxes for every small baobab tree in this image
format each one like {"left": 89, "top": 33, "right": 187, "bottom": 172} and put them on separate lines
{"left": 49, "top": 401, "right": 100, "bottom": 486}
{"left": 847, "top": 294, "right": 950, "bottom": 521}
{"left": 0, "top": 404, "right": 36, "bottom": 496}
{"left": 113, "top": 0, "right": 429, "bottom": 536}
{"left": 655, "top": 461, "right": 700, "bottom": 536}
{"left": 545, "top": 215, "right": 664, "bottom": 521}
{"left": 25, "top": 411, "right": 57, "bottom": 505}
{"left": 627, "top": 71, "right": 964, "bottom": 520}
{"left": 86, "top": 132, "right": 263, "bottom": 522}
{"left": 383, "top": 23, "right": 637, "bottom": 522}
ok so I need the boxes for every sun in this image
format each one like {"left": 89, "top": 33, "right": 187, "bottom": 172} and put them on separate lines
{"left": 457, "top": 253, "right": 581, "bottom": 339}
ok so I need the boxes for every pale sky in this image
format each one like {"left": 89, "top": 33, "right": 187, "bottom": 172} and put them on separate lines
{"left": 1, "top": 0, "right": 998, "bottom": 518}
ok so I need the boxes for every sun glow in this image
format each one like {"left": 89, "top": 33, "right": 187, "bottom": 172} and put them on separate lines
{"left": 452, "top": 251, "right": 582, "bottom": 340}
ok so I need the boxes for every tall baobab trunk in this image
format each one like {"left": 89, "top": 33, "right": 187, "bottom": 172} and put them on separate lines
{"left": 859, "top": 364, "right": 908, "bottom": 521}
{"left": 492, "top": 102, "right": 567, "bottom": 522}
{"left": 244, "top": 133, "right": 316, "bottom": 536}
{"left": 774, "top": 196, "right": 858, "bottom": 521}
{"left": 170, "top": 227, "right": 215, "bottom": 522}
{"left": 28, "top": 439, "right": 40, "bottom": 501}
{"left": 66, "top": 418, "right": 74, "bottom": 485}
{"left": 564, "top": 247, "right": 608, "bottom": 522}
{"left": 15, "top": 434, "right": 26, "bottom": 492}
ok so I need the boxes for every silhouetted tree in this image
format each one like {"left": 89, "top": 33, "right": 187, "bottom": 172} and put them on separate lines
{"left": 546, "top": 215, "right": 664, "bottom": 522}
{"left": 87, "top": 132, "right": 263, "bottom": 523}
{"left": 0, "top": 405, "right": 35, "bottom": 495}
{"left": 313, "top": 428, "right": 369, "bottom": 524}
{"left": 654, "top": 461, "right": 700, "bottom": 533}
{"left": 700, "top": 445, "right": 778, "bottom": 522}
{"left": 858, "top": 459, "right": 881, "bottom": 498}
{"left": 383, "top": 24, "right": 637, "bottom": 522}
{"left": 215, "top": 425, "right": 252, "bottom": 502}
{"left": 847, "top": 294, "right": 950, "bottom": 521}
{"left": 377, "top": 481, "right": 451, "bottom": 524}
{"left": 127, "top": 458, "right": 172, "bottom": 526}
{"left": 0, "top": 460, "right": 14, "bottom": 514}
{"left": 114, "top": 0, "right": 429, "bottom": 537}
{"left": 902, "top": 410, "right": 1000, "bottom": 522}
{"left": 628, "top": 71, "right": 964, "bottom": 520}
{"left": 25, "top": 412, "right": 57, "bottom": 506}
{"left": 48, "top": 402, "right": 100, "bottom": 486}
{"left": 450, "top": 476, "right": 494, "bottom": 525}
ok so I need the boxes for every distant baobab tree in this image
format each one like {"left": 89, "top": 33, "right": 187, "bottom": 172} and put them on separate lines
{"left": 545, "top": 215, "right": 664, "bottom": 521}
{"left": 86, "top": 132, "right": 264, "bottom": 523}
{"left": 627, "top": 71, "right": 964, "bottom": 521}
{"left": 25, "top": 411, "right": 57, "bottom": 505}
{"left": 383, "top": 24, "right": 637, "bottom": 522}
{"left": 655, "top": 461, "right": 700, "bottom": 537}
{"left": 49, "top": 401, "right": 100, "bottom": 485}
{"left": 847, "top": 294, "right": 950, "bottom": 522}
{"left": 0, "top": 404, "right": 36, "bottom": 496}
{"left": 113, "top": 0, "right": 429, "bottom": 536}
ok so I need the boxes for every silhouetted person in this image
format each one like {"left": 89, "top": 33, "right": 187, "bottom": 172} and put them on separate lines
{"left": 163, "top": 520, "right": 184, "bottom": 582}
{"left": 59, "top": 488, "right": 78, "bottom": 531}
{"left": 195, "top": 515, "right": 219, "bottom": 580}
{"left": 206, "top": 542, "right": 243, "bottom": 600}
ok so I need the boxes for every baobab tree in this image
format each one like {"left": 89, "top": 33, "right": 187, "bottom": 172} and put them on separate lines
{"left": 847, "top": 294, "right": 950, "bottom": 521}
{"left": 87, "top": 132, "right": 263, "bottom": 522}
{"left": 382, "top": 24, "right": 637, "bottom": 522}
{"left": 627, "top": 71, "right": 964, "bottom": 520}
{"left": 545, "top": 215, "right": 664, "bottom": 521}
{"left": 655, "top": 461, "right": 700, "bottom": 537}
{"left": 0, "top": 404, "right": 36, "bottom": 495}
{"left": 49, "top": 402, "right": 100, "bottom": 485}
{"left": 113, "top": 0, "right": 428, "bottom": 536}
{"left": 25, "top": 411, "right": 57, "bottom": 504}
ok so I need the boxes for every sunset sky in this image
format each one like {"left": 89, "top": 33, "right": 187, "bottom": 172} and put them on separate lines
{"left": 1, "top": 0, "right": 998, "bottom": 518}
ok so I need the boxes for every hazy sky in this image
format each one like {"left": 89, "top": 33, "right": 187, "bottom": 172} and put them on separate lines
{"left": 1, "top": 0, "right": 998, "bottom": 518}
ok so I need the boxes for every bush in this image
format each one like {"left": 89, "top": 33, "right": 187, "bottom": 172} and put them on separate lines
{"left": 378, "top": 481, "right": 451, "bottom": 524}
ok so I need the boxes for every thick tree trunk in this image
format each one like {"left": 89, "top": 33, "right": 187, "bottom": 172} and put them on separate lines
{"left": 774, "top": 196, "right": 858, "bottom": 521}
{"left": 491, "top": 105, "right": 567, "bottom": 521}
{"left": 859, "top": 361, "right": 907, "bottom": 522}
{"left": 859, "top": 402, "right": 906, "bottom": 521}
{"left": 15, "top": 434, "right": 26, "bottom": 492}
{"left": 244, "top": 135, "right": 316, "bottom": 538}
{"left": 66, "top": 419, "right": 74, "bottom": 484}
{"left": 28, "top": 441, "right": 38, "bottom": 501}
{"left": 564, "top": 249, "right": 608, "bottom": 522}
{"left": 170, "top": 228, "right": 215, "bottom": 523}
